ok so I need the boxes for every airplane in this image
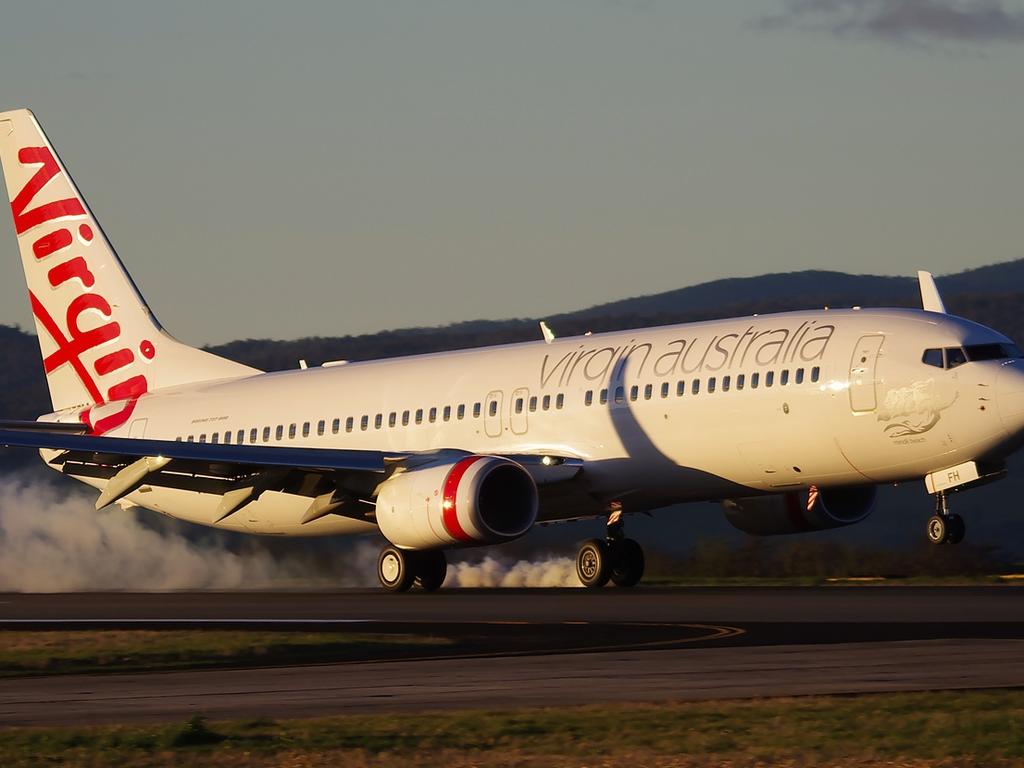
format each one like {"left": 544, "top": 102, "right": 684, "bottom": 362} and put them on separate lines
{"left": 1, "top": 107, "right": 1023, "bottom": 592}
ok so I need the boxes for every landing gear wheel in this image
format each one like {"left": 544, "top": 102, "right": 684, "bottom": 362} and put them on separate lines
{"left": 377, "top": 546, "right": 415, "bottom": 592}
{"left": 926, "top": 514, "right": 948, "bottom": 545}
{"left": 414, "top": 550, "right": 448, "bottom": 592}
{"left": 576, "top": 539, "right": 611, "bottom": 588}
{"left": 947, "top": 513, "right": 966, "bottom": 545}
{"left": 609, "top": 538, "right": 645, "bottom": 588}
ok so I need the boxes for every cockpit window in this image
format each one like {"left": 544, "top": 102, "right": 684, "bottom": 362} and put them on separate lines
{"left": 923, "top": 343, "right": 1021, "bottom": 370}
{"left": 946, "top": 347, "right": 967, "bottom": 369}
{"left": 964, "top": 343, "right": 1024, "bottom": 362}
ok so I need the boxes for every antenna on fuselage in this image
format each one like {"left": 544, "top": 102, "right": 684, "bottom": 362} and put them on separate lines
{"left": 540, "top": 321, "right": 556, "bottom": 344}
{"left": 917, "top": 271, "right": 947, "bottom": 314}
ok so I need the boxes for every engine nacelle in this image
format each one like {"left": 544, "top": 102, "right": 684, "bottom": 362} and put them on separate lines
{"left": 722, "top": 485, "right": 876, "bottom": 536}
{"left": 375, "top": 455, "right": 538, "bottom": 550}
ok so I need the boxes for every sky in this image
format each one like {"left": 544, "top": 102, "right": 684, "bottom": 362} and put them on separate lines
{"left": 0, "top": 0, "right": 1022, "bottom": 345}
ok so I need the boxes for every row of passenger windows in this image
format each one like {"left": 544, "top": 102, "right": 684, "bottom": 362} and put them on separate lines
{"left": 582, "top": 366, "right": 821, "bottom": 406}
{"left": 178, "top": 394, "right": 568, "bottom": 444}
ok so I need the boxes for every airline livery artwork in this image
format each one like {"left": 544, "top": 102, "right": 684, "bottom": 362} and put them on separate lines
{"left": 540, "top": 322, "right": 836, "bottom": 388}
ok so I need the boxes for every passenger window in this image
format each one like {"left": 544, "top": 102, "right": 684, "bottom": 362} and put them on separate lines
{"left": 250, "top": 428, "right": 258, "bottom": 443}
{"left": 737, "top": 374, "right": 745, "bottom": 390}
{"left": 389, "top": 412, "right": 397, "bottom": 428}
{"left": 262, "top": 427, "right": 271, "bottom": 442}
{"left": 556, "top": 394, "right": 564, "bottom": 409}
{"left": 186, "top": 434, "right": 193, "bottom": 442}
{"left": 473, "top": 403, "right": 482, "bottom": 418}
{"left": 780, "top": 370, "right": 789, "bottom": 386}
{"left": 373, "top": 414, "right": 382, "bottom": 429}
{"left": 331, "top": 418, "right": 340, "bottom": 434}
{"left": 360, "top": 415, "right": 369, "bottom": 431}
{"left": 443, "top": 405, "right": 452, "bottom": 421}
{"left": 751, "top": 372, "right": 760, "bottom": 389}
{"left": 237, "top": 430, "right": 245, "bottom": 444}
{"left": 211, "top": 433, "right": 219, "bottom": 444}
{"left": 661, "top": 382, "right": 669, "bottom": 398}
{"left": 288, "top": 423, "right": 297, "bottom": 439}
{"left": 766, "top": 371, "right": 774, "bottom": 387}
{"left": 302, "top": 422, "right": 310, "bottom": 437}
{"left": 644, "top": 384, "right": 653, "bottom": 400}
{"left": 346, "top": 417, "right": 354, "bottom": 433}
{"left": 722, "top": 376, "right": 731, "bottom": 392}
{"left": 585, "top": 390, "right": 594, "bottom": 406}
{"left": 515, "top": 398, "right": 524, "bottom": 414}
{"left": 811, "top": 367, "right": 820, "bottom": 383}
{"left": 275, "top": 425, "right": 284, "bottom": 440}
{"left": 946, "top": 347, "right": 967, "bottom": 369}
{"left": 225, "top": 431, "right": 233, "bottom": 444}
{"left": 317, "top": 420, "right": 325, "bottom": 436}
{"left": 692, "top": 379, "right": 700, "bottom": 395}
{"left": 614, "top": 386, "right": 625, "bottom": 404}
{"left": 199, "top": 434, "right": 207, "bottom": 443}
{"left": 708, "top": 377, "right": 717, "bottom": 393}
{"left": 529, "top": 396, "right": 537, "bottom": 412}
{"left": 630, "top": 385, "right": 639, "bottom": 402}
{"left": 599, "top": 388, "right": 608, "bottom": 405}
{"left": 677, "top": 380, "right": 685, "bottom": 396}
{"left": 415, "top": 409, "right": 424, "bottom": 424}
{"left": 922, "top": 349, "right": 943, "bottom": 368}
{"left": 457, "top": 404, "right": 466, "bottom": 420}
{"left": 542, "top": 395, "right": 551, "bottom": 411}
{"left": 488, "top": 401, "right": 498, "bottom": 417}
{"left": 795, "top": 368, "right": 804, "bottom": 384}
{"left": 429, "top": 407, "right": 437, "bottom": 423}
{"left": 402, "top": 411, "right": 410, "bottom": 426}
{"left": 175, "top": 436, "right": 182, "bottom": 442}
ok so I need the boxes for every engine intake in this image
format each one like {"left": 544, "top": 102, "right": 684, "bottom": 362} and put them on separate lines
{"left": 723, "top": 485, "right": 876, "bottom": 536}
{"left": 375, "top": 455, "right": 538, "bottom": 550}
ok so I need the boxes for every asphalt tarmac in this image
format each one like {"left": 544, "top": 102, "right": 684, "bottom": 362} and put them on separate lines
{"left": 1, "top": 587, "right": 1023, "bottom": 726}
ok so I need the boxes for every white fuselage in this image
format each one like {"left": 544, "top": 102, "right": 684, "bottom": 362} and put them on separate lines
{"left": 49, "top": 307, "right": 1024, "bottom": 537}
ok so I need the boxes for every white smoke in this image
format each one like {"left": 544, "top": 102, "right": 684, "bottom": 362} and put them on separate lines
{"left": 0, "top": 478, "right": 582, "bottom": 591}
{"left": 445, "top": 555, "right": 582, "bottom": 588}
{"left": 0, "top": 480, "right": 379, "bottom": 591}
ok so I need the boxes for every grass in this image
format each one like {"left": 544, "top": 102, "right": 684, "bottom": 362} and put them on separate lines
{"left": 0, "top": 630, "right": 451, "bottom": 676}
{"left": 2, "top": 690, "right": 1024, "bottom": 766}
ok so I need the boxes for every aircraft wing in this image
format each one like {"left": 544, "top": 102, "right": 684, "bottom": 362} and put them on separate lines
{"left": 0, "top": 422, "right": 583, "bottom": 522}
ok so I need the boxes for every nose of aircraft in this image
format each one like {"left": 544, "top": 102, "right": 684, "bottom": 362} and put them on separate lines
{"left": 996, "top": 361, "right": 1024, "bottom": 437}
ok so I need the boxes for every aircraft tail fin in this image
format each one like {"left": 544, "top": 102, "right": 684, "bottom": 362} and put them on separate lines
{"left": 0, "top": 109, "right": 259, "bottom": 432}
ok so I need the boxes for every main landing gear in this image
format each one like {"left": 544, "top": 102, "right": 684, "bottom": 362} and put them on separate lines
{"left": 926, "top": 491, "right": 965, "bottom": 546}
{"left": 575, "top": 514, "right": 645, "bottom": 589}
{"left": 377, "top": 546, "right": 448, "bottom": 592}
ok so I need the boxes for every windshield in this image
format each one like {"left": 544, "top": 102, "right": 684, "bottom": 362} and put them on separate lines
{"left": 922, "top": 343, "right": 1023, "bottom": 369}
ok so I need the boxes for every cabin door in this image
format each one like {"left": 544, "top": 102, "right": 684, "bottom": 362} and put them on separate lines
{"left": 849, "top": 335, "right": 884, "bottom": 412}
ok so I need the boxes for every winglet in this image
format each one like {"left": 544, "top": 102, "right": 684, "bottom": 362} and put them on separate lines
{"left": 917, "top": 271, "right": 946, "bottom": 314}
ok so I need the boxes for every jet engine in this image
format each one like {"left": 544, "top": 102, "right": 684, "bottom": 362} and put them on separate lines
{"left": 375, "top": 455, "right": 538, "bottom": 550}
{"left": 722, "top": 485, "right": 876, "bottom": 536}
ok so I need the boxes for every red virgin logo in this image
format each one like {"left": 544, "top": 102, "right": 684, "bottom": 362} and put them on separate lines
{"left": 12, "top": 146, "right": 152, "bottom": 435}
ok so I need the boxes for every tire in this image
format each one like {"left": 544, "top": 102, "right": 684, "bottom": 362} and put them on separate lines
{"left": 947, "top": 514, "right": 966, "bottom": 545}
{"left": 926, "top": 514, "right": 948, "bottom": 545}
{"left": 414, "top": 550, "right": 448, "bottom": 592}
{"left": 576, "top": 538, "right": 611, "bottom": 588}
{"left": 610, "top": 538, "right": 645, "bottom": 588}
{"left": 377, "top": 546, "right": 415, "bottom": 592}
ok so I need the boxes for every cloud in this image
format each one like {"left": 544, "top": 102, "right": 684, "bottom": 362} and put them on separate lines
{"left": 756, "top": 0, "right": 1024, "bottom": 45}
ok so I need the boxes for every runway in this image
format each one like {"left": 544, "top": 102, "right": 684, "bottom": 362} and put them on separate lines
{"left": 1, "top": 587, "right": 1023, "bottom": 726}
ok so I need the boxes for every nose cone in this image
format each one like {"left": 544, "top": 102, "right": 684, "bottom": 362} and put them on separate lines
{"left": 996, "top": 361, "right": 1024, "bottom": 437}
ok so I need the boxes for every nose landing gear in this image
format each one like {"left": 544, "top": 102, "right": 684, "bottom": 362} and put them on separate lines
{"left": 926, "top": 492, "right": 966, "bottom": 545}
{"left": 575, "top": 513, "right": 645, "bottom": 588}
